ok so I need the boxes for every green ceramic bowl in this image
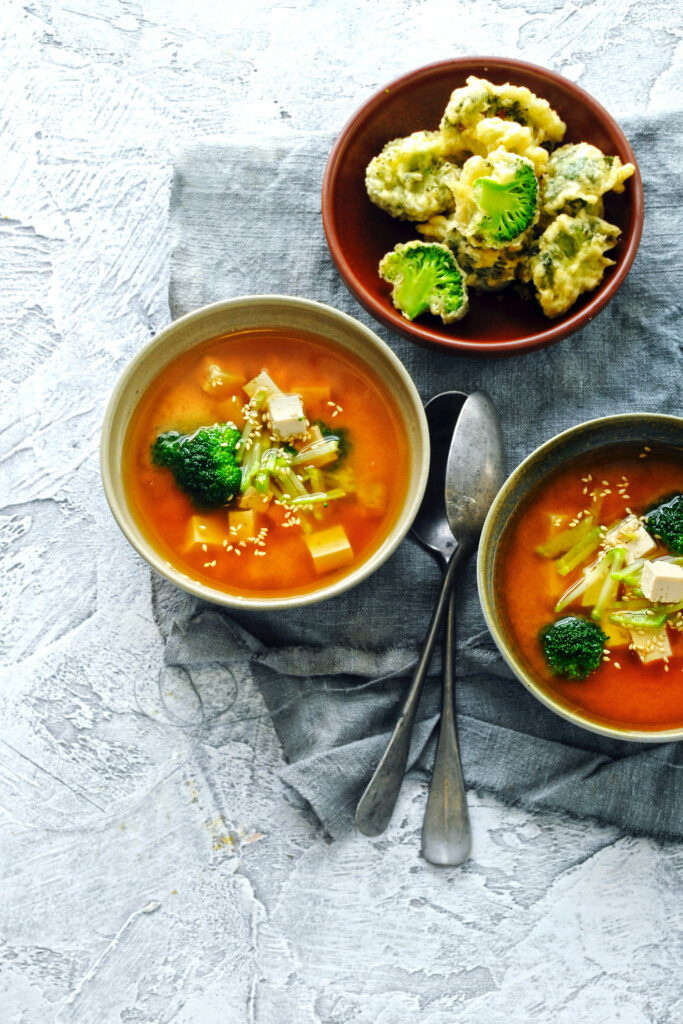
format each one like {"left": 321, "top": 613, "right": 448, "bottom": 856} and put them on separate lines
{"left": 477, "top": 414, "right": 683, "bottom": 742}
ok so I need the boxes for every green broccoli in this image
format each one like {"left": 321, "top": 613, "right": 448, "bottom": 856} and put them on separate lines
{"left": 152, "top": 423, "right": 242, "bottom": 508}
{"left": 313, "top": 420, "right": 351, "bottom": 463}
{"left": 378, "top": 240, "right": 468, "bottom": 324}
{"left": 645, "top": 494, "right": 683, "bottom": 554}
{"left": 540, "top": 615, "right": 607, "bottom": 680}
{"left": 365, "top": 130, "right": 455, "bottom": 222}
{"left": 471, "top": 159, "right": 539, "bottom": 246}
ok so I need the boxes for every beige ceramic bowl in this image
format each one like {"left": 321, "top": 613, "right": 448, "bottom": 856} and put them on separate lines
{"left": 477, "top": 414, "right": 683, "bottom": 742}
{"left": 100, "top": 295, "right": 430, "bottom": 610}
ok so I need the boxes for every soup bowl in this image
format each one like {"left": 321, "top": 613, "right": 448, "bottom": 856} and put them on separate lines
{"left": 477, "top": 414, "right": 683, "bottom": 742}
{"left": 101, "top": 295, "right": 430, "bottom": 610}
{"left": 322, "top": 57, "right": 643, "bottom": 358}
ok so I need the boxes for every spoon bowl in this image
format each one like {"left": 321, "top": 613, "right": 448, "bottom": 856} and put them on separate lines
{"left": 412, "top": 391, "right": 467, "bottom": 565}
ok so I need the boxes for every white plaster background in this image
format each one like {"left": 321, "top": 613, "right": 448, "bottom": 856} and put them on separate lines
{"left": 2, "top": 1, "right": 683, "bottom": 1022}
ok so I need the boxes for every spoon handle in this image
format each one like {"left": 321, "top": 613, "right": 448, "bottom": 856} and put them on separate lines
{"left": 421, "top": 584, "right": 472, "bottom": 866}
{"left": 355, "top": 548, "right": 464, "bottom": 837}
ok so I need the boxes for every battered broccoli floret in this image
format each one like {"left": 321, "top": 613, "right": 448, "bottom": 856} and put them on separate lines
{"left": 152, "top": 423, "right": 242, "bottom": 508}
{"left": 417, "top": 214, "right": 523, "bottom": 291}
{"left": 440, "top": 76, "right": 566, "bottom": 151}
{"left": 520, "top": 210, "right": 621, "bottom": 318}
{"left": 365, "top": 131, "right": 456, "bottom": 221}
{"left": 378, "top": 240, "right": 468, "bottom": 323}
{"left": 542, "top": 142, "right": 635, "bottom": 216}
{"left": 450, "top": 151, "right": 539, "bottom": 249}
{"left": 540, "top": 615, "right": 607, "bottom": 680}
{"left": 645, "top": 494, "right": 683, "bottom": 555}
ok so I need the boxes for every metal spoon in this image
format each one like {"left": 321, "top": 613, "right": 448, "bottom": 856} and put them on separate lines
{"left": 355, "top": 390, "right": 505, "bottom": 854}
{"left": 355, "top": 391, "right": 467, "bottom": 837}
{"left": 421, "top": 389, "right": 505, "bottom": 866}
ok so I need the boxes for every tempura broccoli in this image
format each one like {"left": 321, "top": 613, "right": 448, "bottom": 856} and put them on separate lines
{"left": 541, "top": 143, "right": 635, "bottom": 217}
{"left": 152, "top": 423, "right": 242, "bottom": 508}
{"left": 378, "top": 240, "right": 468, "bottom": 323}
{"left": 417, "top": 213, "right": 522, "bottom": 290}
{"left": 440, "top": 76, "right": 566, "bottom": 153}
{"left": 450, "top": 151, "right": 539, "bottom": 248}
{"left": 365, "top": 131, "right": 456, "bottom": 221}
{"left": 540, "top": 615, "right": 607, "bottom": 680}
{"left": 520, "top": 210, "right": 621, "bottom": 318}
{"left": 645, "top": 494, "right": 683, "bottom": 555}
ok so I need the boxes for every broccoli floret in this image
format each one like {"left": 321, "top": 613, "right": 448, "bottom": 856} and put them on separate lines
{"left": 520, "top": 210, "right": 621, "bottom": 318}
{"left": 645, "top": 494, "right": 683, "bottom": 555}
{"left": 541, "top": 143, "right": 635, "bottom": 217}
{"left": 378, "top": 240, "right": 468, "bottom": 324}
{"left": 151, "top": 423, "right": 242, "bottom": 508}
{"left": 449, "top": 151, "right": 539, "bottom": 250}
{"left": 471, "top": 159, "right": 539, "bottom": 246}
{"left": 540, "top": 615, "right": 607, "bottom": 680}
{"left": 365, "top": 131, "right": 456, "bottom": 221}
{"left": 440, "top": 77, "right": 566, "bottom": 150}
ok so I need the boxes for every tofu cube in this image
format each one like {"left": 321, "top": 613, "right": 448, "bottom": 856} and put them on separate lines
{"left": 267, "top": 393, "right": 307, "bottom": 440}
{"left": 238, "top": 487, "right": 272, "bottom": 513}
{"left": 244, "top": 370, "right": 282, "bottom": 400}
{"left": 640, "top": 560, "right": 683, "bottom": 604}
{"left": 228, "top": 509, "right": 256, "bottom": 539}
{"left": 629, "top": 624, "right": 672, "bottom": 664}
{"left": 604, "top": 514, "right": 656, "bottom": 564}
{"left": 184, "top": 516, "right": 227, "bottom": 551}
{"left": 305, "top": 525, "right": 354, "bottom": 574}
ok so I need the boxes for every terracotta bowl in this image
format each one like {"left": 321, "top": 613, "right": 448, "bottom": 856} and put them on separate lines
{"left": 322, "top": 57, "right": 644, "bottom": 358}
{"left": 100, "top": 295, "right": 430, "bottom": 611}
{"left": 477, "top": 414, "right": 683, "bottom": 742}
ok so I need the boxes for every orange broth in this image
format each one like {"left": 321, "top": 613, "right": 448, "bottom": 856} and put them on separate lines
{"left": 123, "top": 328, "right": 409, "bottom": 598}
{"left": 497, "top": 445, "right": 683, "bottom": 732}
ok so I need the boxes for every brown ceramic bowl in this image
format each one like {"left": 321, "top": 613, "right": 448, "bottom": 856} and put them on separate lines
{"left": 322, "top": 57, "right": 644, "bottom": 358}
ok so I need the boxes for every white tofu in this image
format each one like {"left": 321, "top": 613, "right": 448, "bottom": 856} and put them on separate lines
{"left": 267, "top": 393, "right": 307, "bottom": 440}
{"left": 640, "top": 560, "right": 683, "bottom": 604}
{"left": 243, "top": 370, "right": 281, "bottom": 400}
{"left": 604, "top": 514, "right": 656, "bottom": 564}
{"left": 629, "top": 624, "right": 672, "bottom": 664}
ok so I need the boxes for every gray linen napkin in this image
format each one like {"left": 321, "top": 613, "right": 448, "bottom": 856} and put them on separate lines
{"left": 165, "top": 113, "right": 683, "bottom": 840}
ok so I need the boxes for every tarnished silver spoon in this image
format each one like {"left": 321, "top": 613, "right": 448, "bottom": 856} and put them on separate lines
{"left": 421, "top": 389, "right": 505, "bottom": 865}
{"left": 354, "top": 391, "right": 465, "bottom": 837}
{"left": 355, "top": 390, "right": 505, "bottom": 861}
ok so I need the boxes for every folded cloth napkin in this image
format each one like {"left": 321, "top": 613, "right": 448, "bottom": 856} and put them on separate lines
{"left": 165, "top": 113, "right": 683, "bottom": 840}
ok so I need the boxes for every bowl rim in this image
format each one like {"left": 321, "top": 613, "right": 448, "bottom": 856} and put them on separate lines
{"left": 477, "top": 412, "right": 683, "bottom": 743}
{"left": 100, "top": 294, "right": 430, "bottom": 611}
{"left": 322, "top": 56, "right": 645, "bottom": 358}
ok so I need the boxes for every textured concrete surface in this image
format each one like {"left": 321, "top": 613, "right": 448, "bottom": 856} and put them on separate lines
{"left": 2, "top": 2, "right": 683, "bottom": 1022}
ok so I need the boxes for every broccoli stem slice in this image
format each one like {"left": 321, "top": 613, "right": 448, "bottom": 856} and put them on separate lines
{"left": 608, "top": 608, "right": 669, "bottom": 630}
{"left": 554, "top": 548, "right": 613, "bottom": 613}
{"left": 555, "top": 526, "right": 603, "bottom": 576}
{"left": 286, "top": 488, "right": 346, "bottom": 508}
{"left": 591, "top": 548, "right": 625, "bottom": 621}
{"left": 536, "top": 516, "right": 595, "bottom": 558}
